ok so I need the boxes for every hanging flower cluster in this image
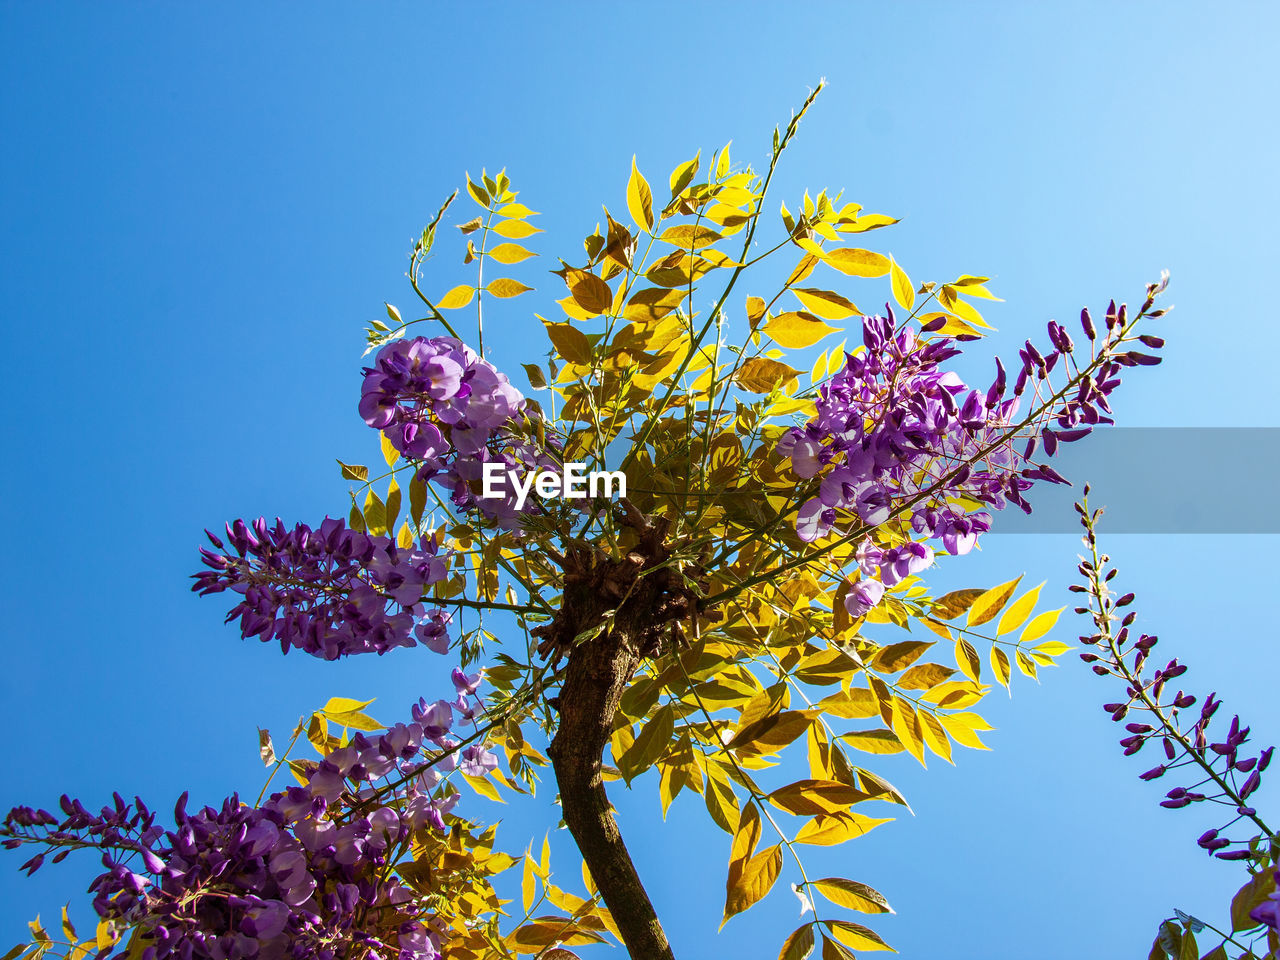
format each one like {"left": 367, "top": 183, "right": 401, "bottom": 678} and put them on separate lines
{"left": 3, "top": 682, "right": 496, "bottom": 960}
{"left": 1072, "top": 493, "right": 1278, "bottom": 944}
{"left": 783, "top": 286, "right": 1166, "bottom": 621}
{"left": 358, "top": 336, "right": 559, "bottom": 529}
{"left": 191, "top": 517, "right": 451, "bottom": 661}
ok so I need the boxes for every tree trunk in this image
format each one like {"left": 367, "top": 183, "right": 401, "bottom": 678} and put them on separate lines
{"left": 548, "top": 623, "right": 676, "bottom": 960}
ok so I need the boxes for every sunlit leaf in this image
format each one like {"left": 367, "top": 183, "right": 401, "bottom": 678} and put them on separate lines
{"left": 966, "top": 576, "right": 1023, "bottom": 627}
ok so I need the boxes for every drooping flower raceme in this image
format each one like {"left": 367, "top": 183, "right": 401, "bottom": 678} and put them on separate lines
{"left": 3, "top": 685, "right": 498, "bottom": 960}
{"left": 192, "top": 516, "right": 451, "bottom": 661}
{"left": 359, "top": 336, "right": 559, "bottom": 529}
{"left": 784, "top": 291, "right": 1164, "bottom": 619}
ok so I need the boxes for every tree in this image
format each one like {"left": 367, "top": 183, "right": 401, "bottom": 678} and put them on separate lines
{"left": 8, "top": 85, "right": 1256, "bottom": 960}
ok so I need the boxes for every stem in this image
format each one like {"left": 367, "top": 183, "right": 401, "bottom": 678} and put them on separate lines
{"left": 548, "top": 619, "right": 675, "bottom": 960}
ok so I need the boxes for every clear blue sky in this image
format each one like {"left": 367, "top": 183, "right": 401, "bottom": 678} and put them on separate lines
{"left": 2, "top": 4, "right": 1277, "bottom": 958}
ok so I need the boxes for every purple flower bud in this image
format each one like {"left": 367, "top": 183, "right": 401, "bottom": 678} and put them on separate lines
{"left": 1080, "top": 308, "right": 1096, "bottom": 339}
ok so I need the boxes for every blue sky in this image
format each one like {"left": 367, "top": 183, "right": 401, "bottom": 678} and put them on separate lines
{"left": 2, "top": 3, "right": 1278, "bottom": 958}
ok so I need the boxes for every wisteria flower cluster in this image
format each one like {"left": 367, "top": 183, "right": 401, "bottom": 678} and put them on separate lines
{"left": 358, "top": 336, "right": 558, "bottom": 529}
{"left": 2, "top": 680, "right": 497, "bottom": 960}
{"left": 191, "top": 517, "right": 451, "bottom": 661}
{"left": 1072, "top": 491, "right": 1278, "bottom": 945}
{"left": 783, "top": 281, "right": 1168, "bottom": 622}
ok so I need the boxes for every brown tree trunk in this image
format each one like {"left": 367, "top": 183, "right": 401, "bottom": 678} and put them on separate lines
{"left": 547, "top": 623, "right": 676, "bottom": 960}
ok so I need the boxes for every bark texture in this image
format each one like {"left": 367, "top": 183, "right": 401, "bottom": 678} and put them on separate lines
{"left": 539, "top": 501, "right": 707, "bottom": 960}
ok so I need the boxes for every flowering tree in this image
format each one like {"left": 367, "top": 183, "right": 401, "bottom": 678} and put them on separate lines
{"left": 6, "top": 86, "right": 1243, "bottom": 960}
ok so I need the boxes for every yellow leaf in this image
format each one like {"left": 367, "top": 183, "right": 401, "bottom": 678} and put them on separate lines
{"left": 487, "top": 242, "right": 536, "bottom": 264}
{"left": 839, "top": 729, "right": 904, "bottom": 756}
{"left": 954, "top": 637, "right": 982, "bottom": 682}
{"left": 825, "top": 248, "right": 891, "bottom": 278}
{"left": 627, "top": 157, "right": 654, "bottom": 233}
{"left": 827, "top": 919, "right": 894, "bottom": 953}
{"left": 966, "top": 576, "right": 1023, "bottom": 627}
{"left": 437, "top": 284, "right": 476, "bottom": 310}
{"left": 396, "top": 522, "right": 415, "bottom": 550}
{"left": 889, "top": 256, "right": 914, "bottom": 310}
{"left": 1021, "top": 608, "right": 1064, "bottom": 644}
{"left": 61, "top": 905, "right": 77, "bottom": 942}
{"left": 727, "top": 800, "right": 762, "bottom": 881}
{"left": 543, "top": 321, "right": 593, "bottom": 365}
{"left": 786, "top": 253, "right": 821, "bottom": 286}
{"left": 793, "top": 287, "right": 860, "bottom": 320}
{"left": 564, "top": 269, "right": 612, "bottom": 315}
{"left": 723, "top": 844, "right": 783, "bottom": 925}
{"left": 669, "top": 152, "right": 700, "bottom": 197}
{"left": 96, "top": 919, "right": 117, "bottom": 950}
{"left": 918, "top": 710, "right": 953, "bottom": 763}
{"left": 703, "top": 767, "right": 740, "bottom": 834}
{"left": 764, "top": 311, "right": 838, "bottom": 349}
{"left": 616, "top": 704, "right": 675, "bottom": 781}
{"left": 735, "top": 357, "right": 800, "bottom": 394}
{"left": 794, "top": 812, "right": 893, "bottom": 846}
{"left": 932, "top": 588, "right": 984, "bottom": 621}
{"left": 659, "top": 224, "right": 722, "bottom": 249}
{"left": 728, "top": 710, "right": 812, "bottom": 757}
{"left": 812, "top": 878, "right": 893, "bottom": 914}
{"left": 497, "top": 202, "right": 537, "bottom": 219}
{"left": 715, "top": 140, "right": 732, "bottom": 179}
{"left": 522, "top": 847, "right": 536, "bottom": 912}
{"left": 779, "top": 924, "right": 816, "bottom": 960}
{"left": 990, "top": 646, "right": 1012, "bottom": 691}
{"left": 768, "top": 779, "right": 867, "bottom": 816}
{"left": 890, "top": 698, "right": 926, "bottom": 766}
{"left": 493, "top": 219, "right": 543, "bottom": 239}
{"left": 323, "top": 696, "right": 374, "bottom": 714}
{"left": 465, "top": 174, "right": 489, "bottom": 208}
{"left": 998, "top": 582, "right": 1044, "bottom": 636}
{"left": 463, "top": 772, "right": 505, "bottom": 803}
{"left": 487, "top": 277, "right": 533, "bottom": 299}
{"left": 941, "top": 712, "right": 992, "bottom": 750}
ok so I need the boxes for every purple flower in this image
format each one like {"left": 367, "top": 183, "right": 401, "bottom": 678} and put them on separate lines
{"left": 843, "top": 578, "right": 886, "bottom": 619}
{"left": 1249, "top": 868, "right": 1280, "bottom": 932}
{"left": 192, "top": 518, "right": 450, "bottom": 660}
{"left": 459, "top": 746, "right": 499, "bottom": 778}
